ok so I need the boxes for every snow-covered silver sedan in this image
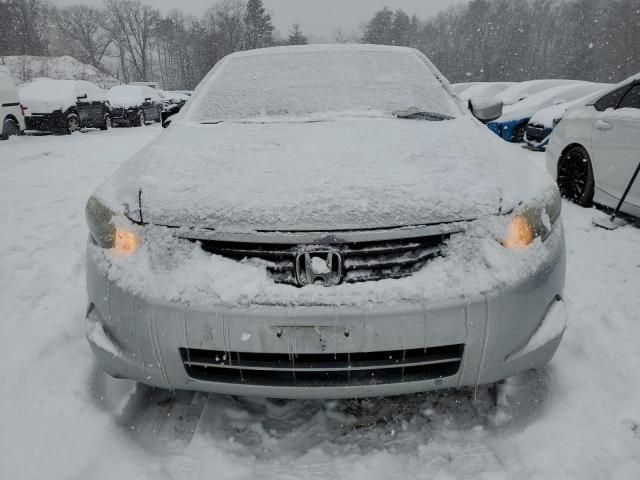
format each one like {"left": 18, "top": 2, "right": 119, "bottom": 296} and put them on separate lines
{"left": 85, "top": 45, "right": 566, "bottom": 399}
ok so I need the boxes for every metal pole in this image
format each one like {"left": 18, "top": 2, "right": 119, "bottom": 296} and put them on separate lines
{"left": 609, "top": 160, "right": 640, "bottom": 223}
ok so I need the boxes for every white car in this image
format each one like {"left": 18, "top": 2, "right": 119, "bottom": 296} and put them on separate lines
{"left": 546, "top": 74, "right": 640, "bottom": 217}
{"left": 0, "top": 66, "right": 26, "bottom": 140}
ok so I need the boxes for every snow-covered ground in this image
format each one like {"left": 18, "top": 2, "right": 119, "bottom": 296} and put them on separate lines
{"left": 1, "top": 127, "right": 639, "bottom": 479}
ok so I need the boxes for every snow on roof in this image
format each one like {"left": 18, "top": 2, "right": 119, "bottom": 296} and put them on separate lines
{"left": 498, "top": 82, "right": 610, "bottom": 121}
{"left": 19, "top": 78, "right": 107, "bottom": 113}
{"left": 108, "top": 85, "right": 161, "bottom": 108}
{"left": 529, "top": 85, "right": 612, "bottom": 127}
{"left": 495, "top": 79, "right": 584, "bottom": 106}
{"left": 458, "top": 82, "right": 517, "bottom": 101}
{"left": 185, "top": 45, "right": 460, "bottom": 122}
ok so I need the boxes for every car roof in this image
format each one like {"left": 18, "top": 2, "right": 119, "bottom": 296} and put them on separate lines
{"left": 224, "top": 44, "right": 426, "bottom": 60}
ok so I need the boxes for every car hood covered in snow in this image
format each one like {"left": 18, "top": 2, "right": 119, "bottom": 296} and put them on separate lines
{"left": 95, "top": 115, "right": 554, "bottom": 231}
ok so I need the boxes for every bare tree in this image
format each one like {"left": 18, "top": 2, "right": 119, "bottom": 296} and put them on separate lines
{"left": 54, "top": 5, "right": 113, "bottom": 70}
{"left": 0, "top": 0, "right": 50, "bottom": 56}
{"left": 104, "top": 0, "right": 159, "bottom": 81}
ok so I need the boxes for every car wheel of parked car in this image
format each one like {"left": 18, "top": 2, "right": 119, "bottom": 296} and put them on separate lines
{"left": 512, "top": 122, "right": 527, "bottom": 143}
{"left": 100, "top": 114, "right": 111, "bottom": 131}
{"left": 1, "top": 117, "right": 20, "bottom": 140}
{"left": 66, "top": 114, "right": 81, "bottom": 134}
{"left": 135, "top": 111, "right": 145, "bottom": 127}
{"left": 557, "top": 145, "right": 595, "bottom": 207}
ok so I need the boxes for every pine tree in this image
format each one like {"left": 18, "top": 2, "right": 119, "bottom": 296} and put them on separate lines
{"left": 362, "top": 7, "right": 394, "bottom": 45}
{"left": 243, "top": 0, "right": 275, "bottom": 50}
{"left": 287, "top": 23, "right": 308, "bottom": 45}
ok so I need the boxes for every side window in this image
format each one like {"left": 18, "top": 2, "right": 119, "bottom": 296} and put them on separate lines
{"left": 593, "top": 85, "right": 631, "bottom": 112}
{"left": 618, "top": 85, "right": 640, "bottom": 110}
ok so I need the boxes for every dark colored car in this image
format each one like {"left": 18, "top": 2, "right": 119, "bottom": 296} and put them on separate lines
{"left": 108, "top": 85, "right": 162, "bottom": 127}
{"left": 20, "top": 79, "right": 111, "bottom": 134}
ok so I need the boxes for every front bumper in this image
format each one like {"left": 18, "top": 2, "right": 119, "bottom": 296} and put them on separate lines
{"left": 111, "top": 108, "right": 138, "bottom": 126}
{"left": 525, "top": 124, "right": 552, "bottom": 150}
{"left": 25, "top": 111, "right": 65, "bottom": 132}
{"left": 86, "top": 223, "right": 566, "bottom": 399}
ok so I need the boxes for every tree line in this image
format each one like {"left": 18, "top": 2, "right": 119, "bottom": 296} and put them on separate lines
{"left": 363, "top": 0, "right": 640, "bottom": 83}
{"left": 1, "top": 0, "right": 638, "bottom": 89}
{"left": 0, "top": 0, "right": 308, "bottom": 88}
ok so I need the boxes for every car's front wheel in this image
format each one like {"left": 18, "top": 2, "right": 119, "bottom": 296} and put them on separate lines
{"left": 66, "top": 114, "right": 81, "bottom": 134}
{"left": 1, "top": 117, "right": 20, "bottom": 140}
{"left": 134, "top": 110, "right": 146, "bottom": 127}
{"left": 512, "top": 122, "right": 527, "bottom": 143}
{"left": 100, "top": 114, "right": 111, "bottom": 131}
{"left": 557, "top": 145, "right": 595, "bottom": 206}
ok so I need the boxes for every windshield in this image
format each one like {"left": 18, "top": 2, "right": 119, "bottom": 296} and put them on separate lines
{"left": 186, "top": 48, "right": 460, "bottom": 122}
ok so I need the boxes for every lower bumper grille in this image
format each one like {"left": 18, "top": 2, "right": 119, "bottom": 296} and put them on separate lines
{"left": 25, "top": 113, "right": 63, "bottom": 131}
{"left": 180, "top": 345, "right": 464, "bottom": 387}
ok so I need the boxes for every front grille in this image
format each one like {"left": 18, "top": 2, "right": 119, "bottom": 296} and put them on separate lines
{"left": 180, "top": 345, "right": 464, "bottom": 387}
{"left": 195, "top": 234, "right": 450, "bottom": 286}
{"left": 525, "top": 124, "right": 547, "bottom": 143}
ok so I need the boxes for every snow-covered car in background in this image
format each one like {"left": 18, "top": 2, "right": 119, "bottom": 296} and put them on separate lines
{"left": 85, "top": 45, "right": 566, "bottom": 399}
{"left": 158, "top": 90, "right": 190, "bottom": 112}
{"left": 525, "top": 85, "right": 612, "bottom": 150}
{"left": 494, "top": 79, "right": 580, "bottom": 108}
{"left": 547, "top": 74, "right": 640, "bottom": 216}
{"left": 0, "top": 66, "right": 25, "bottom": 140}
{"left": 457, "top": 81, "right": 517, "bottom": 101}
{"left": 108, "top": 85, "right": 162, "bottom": 127}
{"left": 488, "top": 82, "right": 608, "bottom": 142}
{"left": 20, "top": 78, "right": 111, "bottom": 134}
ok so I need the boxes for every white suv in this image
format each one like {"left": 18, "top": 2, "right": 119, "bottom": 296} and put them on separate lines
{"left": 0, "top": 66, "right": 25, "bottom": 140}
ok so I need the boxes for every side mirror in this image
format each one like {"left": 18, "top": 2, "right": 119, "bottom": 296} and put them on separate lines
{"left": 144, "top": 97, "right": 152, "bottom": 102}
{"left": 468, "top": 97, "right": 503, "bottom": 123}
{"left": 76, "top": 93, "right": 88, "bottom": 100}
{"left": 161, "top": 104, "right": 180, "bottom": 128}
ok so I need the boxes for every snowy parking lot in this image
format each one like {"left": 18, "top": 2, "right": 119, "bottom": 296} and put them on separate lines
{"left": 1, "top": 126, "right": 639, "bottom": 479}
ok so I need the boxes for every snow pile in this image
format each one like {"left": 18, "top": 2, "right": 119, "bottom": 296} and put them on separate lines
{"left": 108, "top": 85, "right": 162, "bottom": 108}
{"left": 457, "top": 82, "right": 517, "bottom": 101}
{"left": 19, "top": 78, "right": 108, "bottom": 114}
{"left": 0, "top": 55, "right": 118, "bottom": 87}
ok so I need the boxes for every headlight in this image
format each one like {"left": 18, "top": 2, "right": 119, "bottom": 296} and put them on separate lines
{"left": 86, "top": 196, "right": 142, "bottom": 255}
{"left": 503, "top": 189, "right": 561, "bottom": 250}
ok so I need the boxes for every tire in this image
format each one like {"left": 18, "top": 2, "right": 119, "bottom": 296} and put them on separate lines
{"left": 100, "top": 114, "right": 111, "bottom": 131}
{"left": 65, "top": 114, "right": 81, "bottom": 134}
{"left": 134, "top": 110, "right": 145, "bottom": 127}
{"left": 1, "top": 117, "right": 20, "bottom": 140}
{"left": 557, "top": 145, "right": 595, "bottom": 207}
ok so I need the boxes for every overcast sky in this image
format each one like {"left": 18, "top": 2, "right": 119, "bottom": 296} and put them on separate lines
{"left": 53, "top": 0, "right": 469, "bottom": 39}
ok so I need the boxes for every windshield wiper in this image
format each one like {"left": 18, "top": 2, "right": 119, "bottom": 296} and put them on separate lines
{"left": 199, "top": 121, "right": 224, "bottom": 125}
{"left": 394, "top": 107, "right": 454, "bottom": 121}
